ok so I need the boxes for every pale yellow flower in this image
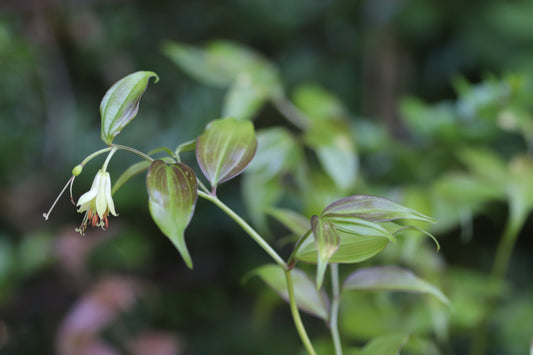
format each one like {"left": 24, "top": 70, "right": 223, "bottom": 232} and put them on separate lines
{"left": 75, "top": 169, "right": 118, "bottom": 235}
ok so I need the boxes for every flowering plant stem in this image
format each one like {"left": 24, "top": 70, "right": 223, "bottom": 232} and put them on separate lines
{"left": 197, "top": 190, "right": 317, "bottom": 354}
{"left": 469, "top": 198, "right": 527, "bottom": 355}
{"left": 329, "top": 263, "right": 343, "bottom": 355}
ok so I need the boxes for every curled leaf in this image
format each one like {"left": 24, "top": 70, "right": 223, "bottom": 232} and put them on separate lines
{"left": 100, "top": 71, "right": 159, "bottom": 144}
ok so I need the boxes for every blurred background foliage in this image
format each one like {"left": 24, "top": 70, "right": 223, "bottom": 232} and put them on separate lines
{"left": 1, "top": 0, "right": 533, "bottom": 354}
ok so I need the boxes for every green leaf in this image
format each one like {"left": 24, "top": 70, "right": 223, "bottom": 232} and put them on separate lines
{"left": 311, "top": 216, "right": 340, "bottom": 289}
{"left": 196, "top": 117, "right": 257, "bottom": 190}
{"left": 296, "top": 230, "right": 388, "bottom": 264}
{"left": 100, "top": 71, "right": 159, "bottom": 145}
{"left": 293, "top": 83, "right": 347, "bottom": 123}
{"left": 246, "top": 127, "right": 301, "bottom": 179}
{"left": 351, "top": 333, "right": 409, "bottom": 355}
{"left": 250, "top": 264, "right": 329, "bottom": 320}
{"left": 322, "top": 195, "right": 436, "bottom": 224}
{"left": 325, "top": 216, "right": 397, "bottom": 244}
{"left": 343, "top": 266, "right": 449, "bottom": 305}
{"left": 304, "top": 121, "right": 358, "bottom": 190}
{"left": 162, "top": 40, "right": 282, "bottom": 98}
{"left": 112, "top": 160, "right": 151, "bottom": 195}
{"left": 267, "top": 207, "right": 309, "bottom": 237}
{"left": 222, "top": 73, "right": 266, "bottom": 120}
{"left": 146, "top": 160, "right": 198, "bottom": 268}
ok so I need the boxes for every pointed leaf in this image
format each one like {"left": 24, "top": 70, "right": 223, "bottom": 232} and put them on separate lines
{"left": 100, "top": 71, "right": 159, "bottom": 144}
{"left": 325, "top": 216, "right": 397, "bottom": 243}
{"left": 343, "top": 266, "right": 449, "bottom": 305}
{"left": 196, "top": 117, "right": 257, "bottom": 189}
{"left": 223, "top": 73, "right": 266, "bottom": 120}
{"left": 293, "top": 83, "right": 347, "bottom": 123}
{"left": 146, "top": 160, "right": 197, "bottom": 268}
{"left": 311, "top": 216, "right": 340, "bottom": 289}
{"left": 250, "top": 264, "right": 329, "bottom": 320}
{"left": 296, "top": 230, "right": 388, "bottom": 264}
{"left": 112, "top": 160, "right": 151, "bottom": 195}
{"left": 322, "top": 195, "right": 436, "bottom": 223}
{"left": 305, "top": 121, "right": 358, "bottom": 190}
{"left": 162, "top": 40, "right": 282, "bottom": 97}
{"left": 353, "top": 333, "right": 409, "bottom": 355}
{"left": 267, "top": 208, "right": 309, "bottom": 237}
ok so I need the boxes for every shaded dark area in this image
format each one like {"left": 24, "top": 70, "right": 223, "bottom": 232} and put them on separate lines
{"left": 1, "top": 0, "right": 533, "bottom": 354}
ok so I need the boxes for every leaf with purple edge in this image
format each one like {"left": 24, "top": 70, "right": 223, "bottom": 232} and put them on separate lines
{"left": 343, "top": 266, "right": 449, "bottom": 305}
{"left": 322, "top": 195, "right": 436, "bottom": 223}
{"left": 311, "top": 215, "right": 340, "bottom": 289}
{"left": 146, "top": 160, "right": 197, "bottom": 268}
{"left": 196, "top": 118, "right": 257, "bottom": 190}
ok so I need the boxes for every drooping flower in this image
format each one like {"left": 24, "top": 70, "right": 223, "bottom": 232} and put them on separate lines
{"left": 75, "top": 169, "right": 118, "bottom": 235}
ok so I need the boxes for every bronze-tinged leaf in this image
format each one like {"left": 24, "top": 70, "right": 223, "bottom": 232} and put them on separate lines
{"left": 311, "top": 215, "right": 340, "bottom": 289}
{"left": 146, "top": 160, "right": 197, "bottom": 268}
{"left": 322, "top": 195, "right": 436, "bottom": 223}
{"left": 196, "top": 118, "right": 257, "bottom": 190}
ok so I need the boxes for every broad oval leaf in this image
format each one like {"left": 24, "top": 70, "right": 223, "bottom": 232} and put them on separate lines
{"left": 100, "top": 71, "right": 159, "bottom": 145}
{"left": 196, "top": 117, "right": 257, "bottom": 190}
{"left": 250, "top": 264, "right": 329, "bottom": 320}
{"left": 296, "top": 230, "right": 389, "bottom": 264}
{"left": 343, "top": 266, "right": 449, "bottom": 305}
{"left": 146, "top": 160, "right": 197, "bottom": 269}
{"left": 312, "top": 216, "right": 340, "bottom": 289}
{"left": 322, "top": 195, "right": 436, "bottom": 223}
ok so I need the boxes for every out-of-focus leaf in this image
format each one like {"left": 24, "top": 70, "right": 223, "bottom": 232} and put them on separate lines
{"left": 322, "top": 195, "right": 436, "bottom": 224}
{"left": 458, "top": 147, "right": 507, "bottom": 183}
{"left": 350, "top": 333, "right": 409, "bottom": 355}
{"left": 246, "top": 127, "right": 301, "bottom": 179}
{"left": 162, "top": 41, "right": 239, "bottom": 87}
{"left": 250, "top": 264, "right": 329, "bottom": 320}
{"left": 343, "top": 266, "right": 449, "bottom": 305}
{"left": 163, "top": 41, "right": 283, "bottom": 98}
{"left": 146, "top": 160, "right": 197, "bottom": 268}
{"left": 242, "top": 173, "right": 284, "bottom": 232}
{"left": 305, "top": 121, "right": 358, "bottom": 190}
{"left": 196, "top": 118, "right": 257, "bottom": 190}
{"left": 296, "top": 230, "right": 388, "bottom": 264}
{"left": 100, "top": 71, "right": 158, "bottom": 145}
{"left": 18, "top": 232, "right": 53, "bottom": 277}
{"left": 223, "top": 73, "right": 266, "bottom": 120}
{"left": 311, "top": 216, "right": 340, "bottom": 289}
{"left": 267, "top": 207, "right": 309, "bottom": 237}
{"left": 293, "top": 83, "right": 347, "bottom": 122}
{"left": 402, "top": 336, "right": 442, "bottom": 355}
{"left": 112, "top": 161, "right": 151, "bottom": 195}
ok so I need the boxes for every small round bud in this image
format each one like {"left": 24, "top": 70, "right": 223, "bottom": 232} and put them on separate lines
{"left": 72, "top": 164, "right": 83, "bottom": 176}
